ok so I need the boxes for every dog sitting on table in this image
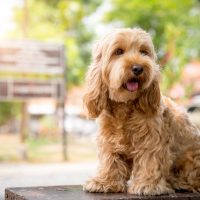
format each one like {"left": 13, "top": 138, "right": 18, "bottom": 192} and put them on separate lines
{"left": 83, "top": 28, "right": 200, "bottom": 195}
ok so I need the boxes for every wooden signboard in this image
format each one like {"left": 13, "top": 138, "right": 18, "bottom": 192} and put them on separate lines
{"left": 0, "top": 40, "right": 67, "bottom": 160}
{"left": 0, "top": 40, "right": 65, "bottom": 74}
{"left": 0, "top": 40, "right": 65, "bottom": 100}
{"left": 0, "top": 79, "right": 64, "bottom": 100}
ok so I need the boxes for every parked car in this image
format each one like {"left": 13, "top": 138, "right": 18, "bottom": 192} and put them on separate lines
{"left": 187, "top": 95, "right": 200, "bottom": 129}
{"left": 65, "top": 114, "right": 97, "bottom": 137}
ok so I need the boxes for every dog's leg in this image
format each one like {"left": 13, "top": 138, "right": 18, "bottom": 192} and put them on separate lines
{"left": 169, "top": 145, "right": 200, "bottom": 192}
{"left": 83, "top": 149, "right": 130, "bottom": 193}
{"left": 128, "top": 144, "right": 174, "bottom": 195}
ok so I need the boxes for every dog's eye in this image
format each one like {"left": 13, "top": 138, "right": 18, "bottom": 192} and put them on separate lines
{"left": 140, "top": 50, "right": 149, "bottom": 56}
{"left": 115, "top": 48, "right": 124, "bottom": 56}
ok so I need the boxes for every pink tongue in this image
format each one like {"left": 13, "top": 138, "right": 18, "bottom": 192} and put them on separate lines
{"left": 126, "top": 81, "right": 138, "bottom": 92}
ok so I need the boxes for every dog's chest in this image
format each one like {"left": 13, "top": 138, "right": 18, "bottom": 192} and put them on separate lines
{"left": 115, "top": 116, "right": 145, "bottom": 150}
{"left": 101, "top": 109, "right": 145, "bottom": 155}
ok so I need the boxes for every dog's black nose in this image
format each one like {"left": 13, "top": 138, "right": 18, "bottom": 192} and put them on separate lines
{"left": 132, "top": 65, "right": 143, "bottom": 76}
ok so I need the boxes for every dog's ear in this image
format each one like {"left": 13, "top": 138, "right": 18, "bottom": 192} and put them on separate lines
{"left": 83, "top": 42, "right": 108, "bottom": 119}
{"left": 135, "top": 79, "right": 161, "bottom": 115}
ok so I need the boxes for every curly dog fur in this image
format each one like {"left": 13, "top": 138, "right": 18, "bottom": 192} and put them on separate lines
{"left": 83, "top": 28, "right": 200, "bottom": 195}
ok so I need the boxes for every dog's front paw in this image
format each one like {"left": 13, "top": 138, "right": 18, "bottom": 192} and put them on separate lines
{"left": 83, "top": 178, "right": 126, "bottom": 193}
{"left": 83, "top": 179, "right": 105, "bottom": 193}
{"left": 128, "top": 180, "right": 174, "bottom": 195}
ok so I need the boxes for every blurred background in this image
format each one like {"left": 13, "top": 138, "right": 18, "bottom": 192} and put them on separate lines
{"left": 0, "top": 0, "right": 200, "bottom": 199}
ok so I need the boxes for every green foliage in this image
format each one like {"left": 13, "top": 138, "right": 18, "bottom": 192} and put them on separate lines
{"left": 105, "top": 0, "right": 200, "bottom": 93}
{"left": 0, "top": 102, "right": 21, "bottom": 125}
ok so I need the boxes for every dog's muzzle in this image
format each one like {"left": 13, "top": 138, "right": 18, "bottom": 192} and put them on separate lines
{"left": 132, "top": 65, "right": 143, "bottom": 76}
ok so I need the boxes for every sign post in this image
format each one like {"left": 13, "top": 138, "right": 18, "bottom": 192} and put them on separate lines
{"left": 0, "top": 40, "right": 67, "bottom": 160}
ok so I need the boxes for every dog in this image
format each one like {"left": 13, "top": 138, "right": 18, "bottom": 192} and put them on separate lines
{"left": 83, "top": 28, "right": 200, "bottom": 195}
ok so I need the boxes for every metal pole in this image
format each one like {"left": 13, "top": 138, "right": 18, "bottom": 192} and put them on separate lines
{"left": 61, "top": 45, "right": 67, "bottom": 161}
{"left": 20, "top": 102, "right": 28, "bottom": 142}
{"left": 61, "top": 98, "right": 67, "bottom": 161}
{"left": 19, "top": 0, "right": 29, "bottom": 160}
{"left": 19, "top": 101, "right": 28, "bottom": 160}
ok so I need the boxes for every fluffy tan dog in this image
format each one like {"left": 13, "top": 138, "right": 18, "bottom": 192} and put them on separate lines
{"left": 83, "top": 28, "right": 200, "bottom": 195}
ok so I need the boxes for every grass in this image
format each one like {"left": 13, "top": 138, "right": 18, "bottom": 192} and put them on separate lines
{"left": 0, "top": 134, "right": 22, "bottom": 162}
{"left": 0, "top": 133, "right": 97, "bottom": 163}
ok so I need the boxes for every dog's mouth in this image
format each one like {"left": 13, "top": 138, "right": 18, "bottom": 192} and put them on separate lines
{"left": 123, "top": 78, "right": 139, "bottom": 92}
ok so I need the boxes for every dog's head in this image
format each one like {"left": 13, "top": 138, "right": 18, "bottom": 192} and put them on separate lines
{"left": 84, "top": 28, "right": 161, "bottom": 118}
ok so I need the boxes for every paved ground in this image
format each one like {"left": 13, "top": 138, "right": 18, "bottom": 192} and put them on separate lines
{"left": 0, "top": 162, "right": 97, "bottom": 200}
